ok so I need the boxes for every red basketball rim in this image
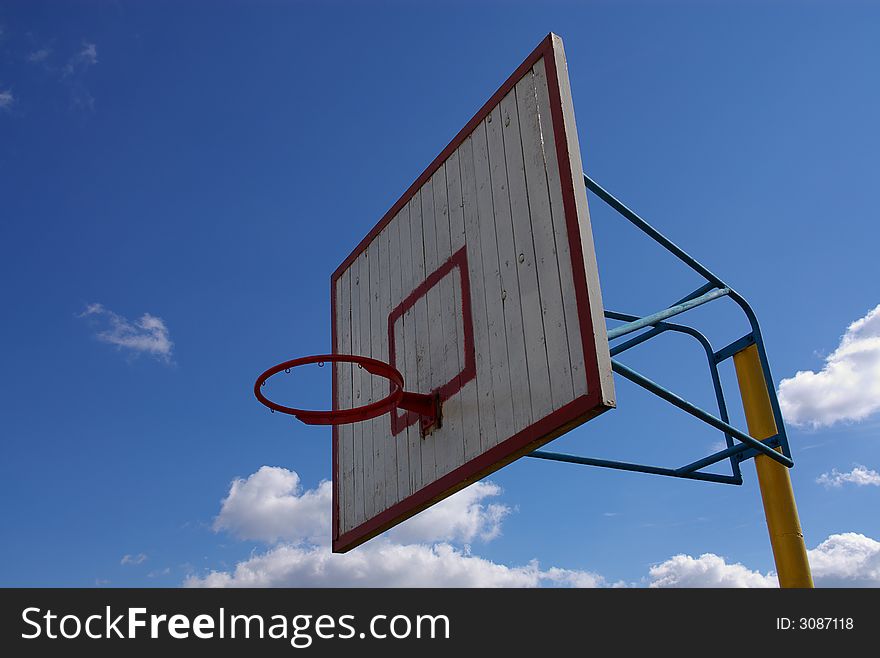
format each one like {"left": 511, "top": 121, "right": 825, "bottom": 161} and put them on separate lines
{"left": 254, "top": 354, "right": 405, "bottom": 425}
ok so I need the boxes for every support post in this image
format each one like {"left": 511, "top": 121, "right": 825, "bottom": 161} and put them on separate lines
{"left": 733, "top": 344, "right": 813, "bottom": 588}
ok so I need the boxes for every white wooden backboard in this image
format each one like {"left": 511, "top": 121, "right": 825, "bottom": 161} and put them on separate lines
{"left": 331, "top": 34, "right": 615, "bottom": 552}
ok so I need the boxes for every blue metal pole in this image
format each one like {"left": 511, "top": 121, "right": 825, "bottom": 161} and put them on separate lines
{"left": 584, "top": 174, "right": 726, "bottom": 286}
{"left": 606, "top": 288, "right": 730, "bottom": 341}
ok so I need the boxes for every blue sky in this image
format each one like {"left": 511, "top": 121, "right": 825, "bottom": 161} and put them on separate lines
{"left": 1, "top": 1, "right": 878, "bottom": 587}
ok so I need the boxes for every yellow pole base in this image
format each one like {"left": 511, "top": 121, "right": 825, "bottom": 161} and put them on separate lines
{"left": 734, "top": 344, "right": 813, "bottom": 588}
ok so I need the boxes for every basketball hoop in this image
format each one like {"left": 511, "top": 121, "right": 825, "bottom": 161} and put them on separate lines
{"left": 254, "top": 354, "right": 441, "bottom": 433}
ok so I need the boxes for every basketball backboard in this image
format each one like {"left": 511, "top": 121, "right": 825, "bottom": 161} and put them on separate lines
{"left": 331, "top": 33, "right": 615, "bottom": 552}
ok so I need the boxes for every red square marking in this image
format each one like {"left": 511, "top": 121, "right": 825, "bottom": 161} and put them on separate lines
{"left": 387, "top": 246, "right": 476, "bottom": 435}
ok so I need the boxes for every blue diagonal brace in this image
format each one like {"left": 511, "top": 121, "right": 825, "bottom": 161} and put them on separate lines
{"left": 611, "top": 359, "right": 792, "bottom": 468}
{"left": 527, "top": 451, "right": 742, "bottom": 485}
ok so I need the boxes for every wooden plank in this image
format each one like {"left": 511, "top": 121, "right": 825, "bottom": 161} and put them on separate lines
{"left": 388, "top": 207, "right": 411, "bottom": 503}
{"left": 430, "top": 162, "right": 465, "bottom": 477}
{"left": 408, "top": 189, "right": 433, "bottom": 491}
{"left": 471, "top": 120, "right": 514, "bottom": 446}
{"left": 418, "top": 177, "right": 439, "bottom": 485}
{"left": 459, "top": 134, "right": 498, "bottom": 455}
{"left": 532, "top": 57, "right": 587, "bottom": 397}
{"left": 485, "top": 101, "right": 533, "bottom": 433}
{"left": 515, "top": 68, "right": 575, "bottom": 410}
{"left": 378, "top": 223, "right": 398, "bottom": 509}
{"left": 445, "top": 147, "right": 481, "bottom": 462}
{"left": 336, "top": 270, "right": 355, "bottom": 535}
{"left": 500, "top": 88, "right": 553, "bottom": 422}
{"left": 349, "top": 252, "right": 365, "bottom": 528}
{"left": 398, "top": 198, "right": 422, "bottom": 496}
{"left": 368, "top": 236, "right": 385, "bottom": 515}
{"left": 358, "top": 248, "right": 375, "bottom": 522}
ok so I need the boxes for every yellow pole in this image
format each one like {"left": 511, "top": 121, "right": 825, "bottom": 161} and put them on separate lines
{"left": 733, "top": 344, "right": 813, "bottom": 588}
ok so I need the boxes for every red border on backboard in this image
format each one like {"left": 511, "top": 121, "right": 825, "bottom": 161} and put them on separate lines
{"left": 331, "top": 33, "right": 609, "bottom": 552}
{"left": 387, "top": 245, "right": 475, "bottom": 435}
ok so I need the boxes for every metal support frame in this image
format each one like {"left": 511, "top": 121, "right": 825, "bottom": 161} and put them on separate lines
{"left": 527, "top": 175, "right": 792, "bottom": 485}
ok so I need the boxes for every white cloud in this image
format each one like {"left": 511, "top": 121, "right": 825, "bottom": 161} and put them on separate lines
{"left": 27, "top": 48, "right": 51, "bottom": 63}
{"left": 61, "top": 42, "right": 98, "bottom": 110}
{"left": 0, "top": 89, "right": 13, "bottom": 110}
{"left": 213, "top": 466, "right": 331, "bottom": 545}
{"left": 778, "top": 304, "right": 880, "bottom": 427}
{"left": 80, "top": 42, "right": 98, "bottom": 66}
{"left": 648, "top": 553, "right": 777, "bottom": 588}
{"left": 213, "top": 467, "right": 511, "bottom": 548}
{"left": 64, "top": 41, "right": 98, "bottom": 75}
{"left": 387, "top": 482, "right": 510, "bottom": 544}
{"left": 817, "top": 465, "right": 880, "bottom": 489}
{"left": 79, "top": 303, "right": 174, "bottom": 363}
{"left": 185, "top": 541, "right": 606, "bottom": 588}
{"left": 121, "top": 553, "right": 148, "bottom": 566}
{"left": 808, "top": 533, "right": 880, "bottom": 586}
{"left": 190, "top": 467, "right": 880, "bottom": 588}
{"left": 648, "top": 533, "right": 880, "bottom": 588}
{"left": 190, "top": 466, "right": 605, "bottom": 588}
